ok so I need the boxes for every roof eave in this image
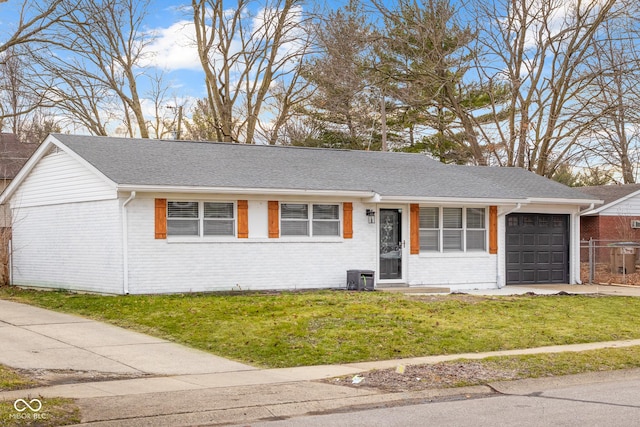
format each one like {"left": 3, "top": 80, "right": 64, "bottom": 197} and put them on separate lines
{"left": 526, "top": 197, "right": 604, "bottom": 206}
{"left": 372, "top": 195, "right": 528, "bottom": 205}
{"left": 116, "top": 184, "right": 378, "bottom": 199}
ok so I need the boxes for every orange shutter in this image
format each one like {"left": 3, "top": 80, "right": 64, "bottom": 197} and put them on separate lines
{"left": 268, "top": 201, "right": 279, "bottom": 238}
{"left": 155, "top": 198, "right": 167, "bottom": 239}
{"left": 343, "top": 202, "right": 353, "bottom": 239}
{"left": 489, "top": 206, "right": 498, "bottom": 254}
{"left": 237, "top": 200, "right": 249, "bottom": 238}
{"left": 410, "top": 204, "right": 420, "bottom": 254}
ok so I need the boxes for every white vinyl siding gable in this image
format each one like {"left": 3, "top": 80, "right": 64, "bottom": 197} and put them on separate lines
{"left": 12, "top": 149, "right": 116, "bottom": 208}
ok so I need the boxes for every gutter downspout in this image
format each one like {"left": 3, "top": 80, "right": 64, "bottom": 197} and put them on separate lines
{"left": 500, "top": 202, "right": 522, "bottom": 218}
{"left": 122, "top": 191, "right": 136, "bottom": 295}
{"left": 496, "top": 203, "right": 522, "bottom": 288}
{"left": 574, "top": 203, "right": 594, "bottom": 285}
{"left": 579, "top": 203, "right": 595, "bottom": 215}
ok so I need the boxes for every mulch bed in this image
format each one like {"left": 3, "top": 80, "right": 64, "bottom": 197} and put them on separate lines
{"left": 581, "top": 262, "right": 640, "bottom": 286}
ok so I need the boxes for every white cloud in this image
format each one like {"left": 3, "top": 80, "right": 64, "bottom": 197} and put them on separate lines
{"left": 144, "top": 20, "right": 201, "bottom": 71}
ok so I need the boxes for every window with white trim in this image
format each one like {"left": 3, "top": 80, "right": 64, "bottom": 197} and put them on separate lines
{"left": 419, "top": 207, "right": 486, "bottom": 252}
{"left": 167, "top": 201, "right": 235, "bottom": 237}
{"left": 280, "top": 203, "right": 340, "bottom": 236}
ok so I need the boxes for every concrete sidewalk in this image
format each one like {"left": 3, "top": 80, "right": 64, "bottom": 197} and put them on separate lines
{"left": 0, "top": 299, "right": 253, "bottom": 376}
{"left": 2, "top": 287, "right": 640, "bottom": 426}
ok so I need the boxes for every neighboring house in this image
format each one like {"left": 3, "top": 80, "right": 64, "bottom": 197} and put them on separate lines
{"left": 579, "top": 184, "right": 640, "bottom": 243}
{"left": 0, "top": 134, "right": 600, "bottom": 295}
{"left": 0, "top": 133, "right": 39, "bottom": 228}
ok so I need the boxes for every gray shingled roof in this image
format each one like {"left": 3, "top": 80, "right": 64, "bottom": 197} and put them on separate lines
{"left": 578, "top": 184, "right": 640, "bottom": 206}
{"left": 52, "top": 134, "right": 597, "bottom": 202}
{"left": 0, "top": 133, "right": 39, "bottom": 179}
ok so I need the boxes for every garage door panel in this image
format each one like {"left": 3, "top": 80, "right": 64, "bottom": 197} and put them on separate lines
{"left": 507, "top": 271, "right": 521, "bottom": 282}
{"left": 537, "top": 270, "right": 550, "bottom": 282}
{"left": 507, "top": 234, "right": 521, "bottom": 246}
{"left": 551, "top": 251, "right": 565, "bottom": 263}
{"left": 506, "top": 213, "right": 569, "bottom": 285}
{"left": 522, "top": 252, "right": 535, "bottom": 264}
{"left": 538, "top": 252, "right": 550, "bottom": 263}
{"left": 551, "top": 269, "right": 566, "bottom": 281}
{"left": 551, "top": 234, "right": 565, "bottom": 245}
{"left": 537, "top": 234, "right": 550, "bottom": 246}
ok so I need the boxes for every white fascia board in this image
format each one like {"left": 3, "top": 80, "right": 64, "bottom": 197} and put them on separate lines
{"left": 526, "top": 197, "right": 603, "bottom": 206}
{"left": 0, "top": 135, "right": 118, "bottom": 205}
{"left": 370, "top": 195, "right": 529, "bottom": 206}
{"left": 116, "top": 184, "right": 377, "bottom": 199}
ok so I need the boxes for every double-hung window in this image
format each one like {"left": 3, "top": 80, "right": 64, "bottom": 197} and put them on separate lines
{"left": 168, "top": 201, "right": 235, "bottom": 237}
{"left": 419, "top": 207, "right": 486, "bottom": 252}
{"left": 280, "top": 203, "right": 340, "bottom": 236}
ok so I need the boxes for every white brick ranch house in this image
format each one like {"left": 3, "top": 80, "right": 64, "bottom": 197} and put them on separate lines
{"left": 0, "top": 134, "right": 600, "bottom": 294}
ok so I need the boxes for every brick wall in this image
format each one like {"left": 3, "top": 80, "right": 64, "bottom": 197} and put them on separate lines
{"left": 580, "top": 215, "right": 640, "bottom": 263}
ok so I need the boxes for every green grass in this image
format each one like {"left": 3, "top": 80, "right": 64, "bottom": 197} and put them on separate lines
{"left": 0, "top": 366, "right": 80, "bottom": 427}
{"left": 0, "top": 397, "right": 80, "bottom": 427}
{"left": 483, "top": 346, "right": 640, "bottom": 378}
{"left": 3, "top": 287, "right": 640, "bottom": 368}
{"left": 0, "top": 366, "right": 35, "bottom": 392}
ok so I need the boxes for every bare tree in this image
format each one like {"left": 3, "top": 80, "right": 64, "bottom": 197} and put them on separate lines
{"left": 32, "top": 0, "right": 157, "bottom": 138}
{"left": 472, "top": 0, "right": 623, "bottom": 176}
{"left": 0, "top": 0, "right": 67, "bottom": 55}
{"left": 192, "top": 0, "right": 312, "bottom": 144}
{"left": 0, "top": 1, "right": 69, "bottom": 130}
{"left": 580, "top": 13, "right": 640, "bottom": 184}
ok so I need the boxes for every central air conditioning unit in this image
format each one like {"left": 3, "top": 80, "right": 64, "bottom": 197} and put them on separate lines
{"left": 631, "top": 220, "right": 640, "bottom": 229}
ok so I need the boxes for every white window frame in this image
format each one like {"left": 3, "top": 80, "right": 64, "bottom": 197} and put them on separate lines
{"left": 280, "top": 203, "right": 341, "bottom": 237}
{"left": 167, "top": 200, "right": 236, "bottom": 238}
{"left": 419, "top": 206, "right": 487, "bottom": 253}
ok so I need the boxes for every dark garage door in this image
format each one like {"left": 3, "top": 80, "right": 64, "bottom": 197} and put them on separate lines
{"left": 506, "top": 213, "right": 569, "bottom": 284}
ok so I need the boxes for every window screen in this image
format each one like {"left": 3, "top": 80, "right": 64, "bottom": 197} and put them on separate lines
{"left": 312, "top": 204, "right": 340, "bottom": 236}
{"left": 167, "top": 201, "right": 199, "bottom": 236}
{"left": 281, "top": 203, "right": 309, "bottom": 236}
{"left": 204, "top": 202, "right": 234, "bottom": 236}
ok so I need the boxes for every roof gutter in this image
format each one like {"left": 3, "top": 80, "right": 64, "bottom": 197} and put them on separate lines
{"left": 121, "top": 191, "right": 136, "bottom": 295}
{"left": 369, "top": 195, "right": 528, "bottom": 205}
{"left": 526, "top": 197, "right": 603, "bottom": 206}
{"left": 116, "top": 184, "right": 376, "bottom": 199}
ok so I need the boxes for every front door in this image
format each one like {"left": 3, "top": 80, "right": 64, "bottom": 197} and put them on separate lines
{"left": 379, "top": 209, "right": 402, "bottom": 280}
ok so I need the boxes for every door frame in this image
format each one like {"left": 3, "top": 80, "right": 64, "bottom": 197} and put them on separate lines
{"left": 377, "top": 205, "right": 408, "bottom": 284}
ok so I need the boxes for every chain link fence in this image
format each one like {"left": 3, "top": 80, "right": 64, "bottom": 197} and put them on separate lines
{"left": 581, "top": 239, "right": 640, "bottom": 285}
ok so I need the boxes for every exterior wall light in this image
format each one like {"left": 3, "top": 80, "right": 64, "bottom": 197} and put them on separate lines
{"left": 366, "top": 209, "right": 376, "bottom": 224}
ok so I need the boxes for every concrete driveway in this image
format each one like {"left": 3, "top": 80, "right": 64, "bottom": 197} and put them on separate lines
{"left": 465, "top": 283, "right": 640, "bottom": 297}
{"left": 0, "top": 299, "right": 254, "bottom": 376}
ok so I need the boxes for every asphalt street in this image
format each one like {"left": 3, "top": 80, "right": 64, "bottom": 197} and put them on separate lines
{"left": 245, "top": 372, "right": 640, "bottom": 427}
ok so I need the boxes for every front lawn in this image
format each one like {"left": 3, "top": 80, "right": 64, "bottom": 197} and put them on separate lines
{"left": 2, "top": 287, "right": 640, "bottom": 368}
